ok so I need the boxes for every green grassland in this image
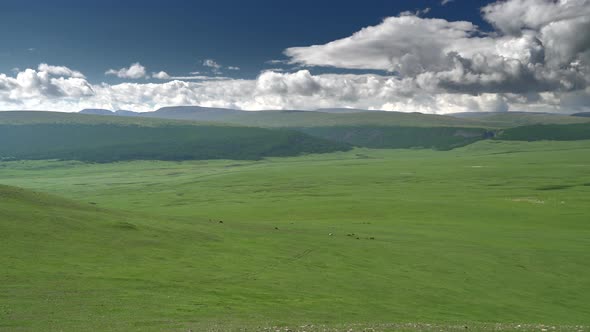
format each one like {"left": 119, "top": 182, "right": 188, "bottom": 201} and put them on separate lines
{"left": 448, "top": 112, "right": 590, "bottom": 127}
{"left": 226, "top": 111, "right": 590, "bottom": 149}
{"left": 0, "top": 112, "right": 350, "bottom": 162}
{"left": 144, "top": 107, "right": 590, "bottom": 129}
{"left": 497, "top": 123, "right": 590, "bottom": 141}
{"left": 1, "top": 140, "right": 590, "bottom": 331}
{"left": 0, "top": 111, "right": 193, "bottom": 126}
{"left": 299, "top": 126, "right": 489, "bottom": 149}
{"left": 4, "top": 111, "right": 590, "bottom": 162}
{"left": 142, "top": 109, "right": 590, "bottom": 150}
{"left": 205, "top": 110, "right": 489, "bottom": 128}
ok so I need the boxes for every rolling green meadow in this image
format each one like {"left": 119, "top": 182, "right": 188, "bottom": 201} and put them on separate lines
{"left": 3, "top": 0, "right": 590, "bottom": 330}
{"left": 1, "top": 136, "right": 590, "bottom": 331}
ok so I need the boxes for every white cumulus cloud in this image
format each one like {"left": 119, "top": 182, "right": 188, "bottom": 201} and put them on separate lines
{"left": 285, "top": 0, "right": 590, "bottom": 97}
{"left": 1, "top": 0, "right": 589, "bottom": 114}
{"left": 202, "top": 59, "right": 240, "bottom": 73}
{"left": 203, "top": 59, "right": 222, "bottom": 69}
{"left": 0, "top": 64, "right": 94, "bottom": 109}
{"left": 38, "top": 63, "right": 86, "bottom": 78}
{"left": 105, "top": 62, "right": 147, "bottom": 79}
{"left": 3, "top": 66, "right": 589, "bottom": 114}
{"left": 152, "top": 71, "right": 171, "bottom": 80}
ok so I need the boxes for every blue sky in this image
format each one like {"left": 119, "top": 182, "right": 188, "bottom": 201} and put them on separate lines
{"left": 1, "top": 0, "right": 494, "bottom": 82}
{"left": 0, "top": 0, "right": 588, "bottom": 113}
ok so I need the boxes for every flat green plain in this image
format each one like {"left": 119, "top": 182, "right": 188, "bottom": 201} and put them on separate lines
{"left": 1, "top": 140, "right": 590, "bottom": 331}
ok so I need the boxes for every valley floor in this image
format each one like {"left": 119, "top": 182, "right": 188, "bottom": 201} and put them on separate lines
{"left": 1, "top": 140, "right": 589, "bottom": 331}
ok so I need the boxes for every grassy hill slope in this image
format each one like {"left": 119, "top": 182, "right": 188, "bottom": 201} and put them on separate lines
{"left": 144, "top": 107, "right": 491, "bottom": 128}
{"left": 300, "top": 126, "right": 490, "bottom": 150}
{"left": 139, "top": 109, "right": 501, "bottom": 150}
{"left": 572, "top": 112, "right": 590, "bottom": 117}
{"left": 0, "top": 184, "right": 233, "bottom": 330}
{"left": 448, "top": 111, "right": 590, "bottom": 127}
{"left": 4, "top": 110, "right": 590, "bottom": 162}
{"left": 0, "top": 112, "right": 350, "bottom": 162}
{"left": 0, "top": 111, "right": 189, "bottom": 126}
{"left": 143, "top": 107, "right": 590, "bottom": 128}
{"left": 497, "top": 123, "right": 590, "bottom": 141}
{"left": 72, "top": 107, "right": 590, "bottom": 151}
{"left": 139, "top": 109, "right": 590, "bottom": 149}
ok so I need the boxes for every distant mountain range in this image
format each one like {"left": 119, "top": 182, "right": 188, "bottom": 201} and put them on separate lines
{"left": 79, "top": 106, "right": 378, "bottom": 117}
{"left": 76, "top": 106, "right": 590, "bottom": 128}
{"left": 2, "top": 107, "right": 590, "bottom": 162}
{"left": 314, "top": 108, "right": 384, "bottom": 113}
{"left": 449, "top": 111, "right": 554, "bottom": 118}
{"left": 79, "top": 106, "right": 587, "bottom": 119}
{"left": 79, "top": 109, "right": 141, "bottom": 116}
